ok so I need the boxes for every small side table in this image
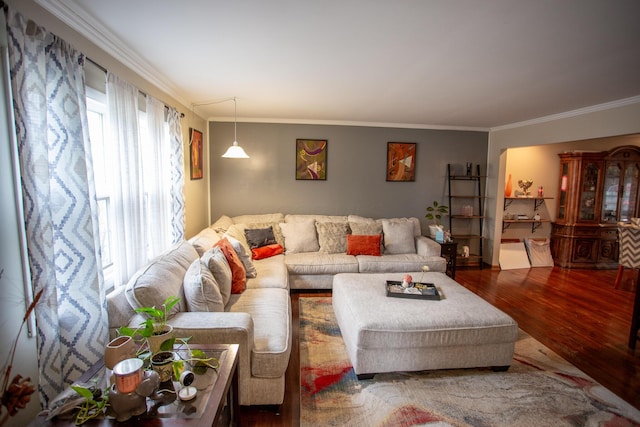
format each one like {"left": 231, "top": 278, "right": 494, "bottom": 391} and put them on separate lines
{"left": 429, "top": 238, "right": 457, "bottom": 279}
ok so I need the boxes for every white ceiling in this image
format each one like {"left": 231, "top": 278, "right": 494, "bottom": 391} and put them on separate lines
{"left": 39, "top": 0, "right": 640, "bottom": 130}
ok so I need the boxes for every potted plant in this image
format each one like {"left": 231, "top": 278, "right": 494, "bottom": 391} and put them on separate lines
{"left": 119, "top": 296, "right": 181, "bottom": 355}
{"left": 425, "top": 200, "right": 449, "bottom": 238}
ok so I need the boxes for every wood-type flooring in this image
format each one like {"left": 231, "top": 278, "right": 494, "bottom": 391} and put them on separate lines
{"left": 240, "top": 267, "right": 640, "bottom": 426}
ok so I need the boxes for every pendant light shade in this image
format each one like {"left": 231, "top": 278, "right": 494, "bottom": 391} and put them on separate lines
{"left": 222, "top": 97, "right": 249, "bottom": 158}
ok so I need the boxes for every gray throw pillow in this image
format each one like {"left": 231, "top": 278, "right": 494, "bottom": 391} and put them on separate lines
{"left": 201, "top": 247, "right": 232, "bottom": 306}
{"left": 244, "top": 227, "right": 277, "bottom": 249}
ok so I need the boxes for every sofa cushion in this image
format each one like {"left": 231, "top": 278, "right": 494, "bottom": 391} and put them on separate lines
{"left": 211, "top": 215, "right": 233, "bottom": 233}
{"left": 188, "top": 227, "right": 221, "bottom": 256}
{"left": 280, "top": 219, "right": 319, "bottom": 253}
{"left": 201, "top": 247, "right": 232, "bottom": 305}
{"left": 246, "top": 254, "right": 288, "bottom": 289}
{"left": 316, "top": 221, "right": 349, "bottom": 253}
{"left": 226, "top": 288, "right": 292, "bottom": 378}
{"left": 214, "top": 238, "right": 247, "bottom": 294}
{"left": 382, "top": 219, "right": 416, "bottom": 254}
{"left": 346, "top": 234, "right": 382, "bottom": 256}
{"left": 285, "top": 214, "right": 348, "bottom": 223}
{"left": 357, "top": 254, "right": 445, "bottom": 273}
{"left": 124, "top": 241, "right": 197, "bottom": 314}
{"left": 285, "top": 253, "right": 359, "bottom": 275}
{"left": 183, "top": 259, "right": 224, "bottom": 312}
{"left": 244, "top": 227, "right": 277, "bottom": 249}
{"left": 232, "top": 213, "right": 285, "bottom": 225}
{"left": 226, "top": 236, "right": 257, "bottom": 278}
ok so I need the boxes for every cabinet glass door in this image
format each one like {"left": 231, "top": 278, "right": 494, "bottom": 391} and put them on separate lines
{"left": 558, "top": 162, "right": 568, "bottom": 220}
{"left": 579, "top": 162, "right": 599, "bottom": 221}
{"left": 602, "top": 163, "right": 620, "bottom": 223}
{"left": 620, "top": 162, "right": 640, "bottom": 222}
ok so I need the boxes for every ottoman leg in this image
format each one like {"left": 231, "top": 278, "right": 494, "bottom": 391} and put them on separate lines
{"left": 357, "top": 373, "right": 375, "bottom": 380}
{"left": 492, "top": 366, "right": 510, "bottom": 372}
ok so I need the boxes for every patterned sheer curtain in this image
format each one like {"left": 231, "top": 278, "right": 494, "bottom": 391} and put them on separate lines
{"left": 106, "top": 73, "right": 185, "bottom": 284}
{"left": 4, "top": 9, "right": 108, "bottom": 405}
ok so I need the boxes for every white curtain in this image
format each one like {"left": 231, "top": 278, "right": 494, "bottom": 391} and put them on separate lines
{"left": 106, "top": 73, "right": 147, "bottom": 283}
{"left": 106, "top": 73, "right": 185, "bottom": 284}
{"left": 5, "top": 8, "right": 108, "bottom": 405}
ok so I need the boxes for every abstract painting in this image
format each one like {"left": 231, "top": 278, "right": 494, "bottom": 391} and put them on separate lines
{"left": 296, "top": 139, "right": 327, "bottom": 180}
{"left": 387, "top": 142, "right": 416, "bottom": 181}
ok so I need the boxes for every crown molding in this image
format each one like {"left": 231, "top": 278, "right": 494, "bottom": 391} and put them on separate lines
{"left": 491, "top": 95, "right": 640, "bottom": 132}
{"left": 207, "top": 116, "right": 489, "bottom": 132}
{"left": 35, "top": 0, "right": 189, "bottom": 108}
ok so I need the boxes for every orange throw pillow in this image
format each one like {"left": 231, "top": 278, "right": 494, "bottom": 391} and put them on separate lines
{"left": 214, "top": 238, "right": 247, "bottom": 293}
{"left": 346, "top": 234, "right": 382, "bottom": 256}
{"left": 251, "top": 244, "right": 284, "bottom": 260}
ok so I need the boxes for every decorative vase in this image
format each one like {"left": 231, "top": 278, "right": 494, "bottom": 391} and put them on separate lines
{"left": 105, "top": 336, "right": 137, "bottom": 370}
{"left": 147, "top": 325, "right": 174, "bottom": 354}
{"left": 505, "top": 174, "right": 513, "bottom": 197}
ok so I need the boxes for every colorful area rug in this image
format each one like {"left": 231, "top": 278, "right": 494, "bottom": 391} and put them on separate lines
{"left": 299, "top": 297, "right": 640, "bottom": 427}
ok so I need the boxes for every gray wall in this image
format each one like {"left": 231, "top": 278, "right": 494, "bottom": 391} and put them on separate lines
{"left": 209, "top": 121, "right": 487, "bottom": 231}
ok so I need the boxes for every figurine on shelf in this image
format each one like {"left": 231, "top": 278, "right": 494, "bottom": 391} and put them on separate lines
{"left": 518, "top": 179, "right": 534, "bottom": 196}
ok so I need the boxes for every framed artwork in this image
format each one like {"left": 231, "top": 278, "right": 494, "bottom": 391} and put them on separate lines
{"left": 386, "top": 142, "right": 416, "bottom": 182}
{"left": 296, "top": 139, "right": 327, "bottom": 180}
{"left": 190, "top": 128, "right": 203, "bottom": 180}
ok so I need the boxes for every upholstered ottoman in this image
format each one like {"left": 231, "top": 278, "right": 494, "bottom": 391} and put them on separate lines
{"left": 332, "top": 272, "right": 518, "bottom": 379}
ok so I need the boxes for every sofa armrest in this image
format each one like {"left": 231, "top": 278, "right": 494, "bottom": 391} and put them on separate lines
{"left": 416, "top": 236, "right": 442, "bottom": 257}
{"left": 167, "top": 311, "right": 254, "bottom": 404}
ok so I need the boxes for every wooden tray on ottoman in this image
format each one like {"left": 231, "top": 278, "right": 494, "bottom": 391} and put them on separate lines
{"left": 386, "top": 280, "right": 441, "bottom": 300}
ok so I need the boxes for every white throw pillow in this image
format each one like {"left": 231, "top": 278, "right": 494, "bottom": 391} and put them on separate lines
{"left": 226, "top": 235, "right": 258, "bottom": 278}
{"left": 280, "top": 219, "right": 319, "bottom": 253}
{"left": 183, "top": 259, "right": 224, "bottom": 312}
{"left": 382, "top": 219, "right": 416, "bottom": 254}
{"left": 201, "top": 247, "right": 232, "bottom": 305}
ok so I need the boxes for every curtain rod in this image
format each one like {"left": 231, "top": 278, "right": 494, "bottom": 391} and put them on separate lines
{"left": 86, "top": 57, "right": 185, "bottom": 118}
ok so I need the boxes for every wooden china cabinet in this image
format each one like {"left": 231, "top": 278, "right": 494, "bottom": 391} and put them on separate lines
{"left": 551, "top": 145, "right": 640, "bottom": 269}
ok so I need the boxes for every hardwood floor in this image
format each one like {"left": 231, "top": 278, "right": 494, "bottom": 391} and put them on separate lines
{"left": 239, "top": 268, "right": 640, "bottom": 426}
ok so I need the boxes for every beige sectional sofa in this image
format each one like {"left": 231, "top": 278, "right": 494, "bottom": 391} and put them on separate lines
{"left": 213, "top": 213, "right": 447, "bottom": 289}
{"left": 105, "top": 212, "right": 446, "bottom": 407}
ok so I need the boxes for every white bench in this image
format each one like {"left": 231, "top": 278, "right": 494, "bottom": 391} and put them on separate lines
{"left": 332, "top": 272, "right": 518, "bottom": 379}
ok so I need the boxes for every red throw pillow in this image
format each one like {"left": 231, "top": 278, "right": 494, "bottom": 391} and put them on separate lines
{"left": 251, "top": 244, "right": 284, "bottom": 260}
{"left": 214, "top": 238, "right": 247, "bottom": 293}
{"left": 346, "top": 234, "right": 382, "bottom": 256}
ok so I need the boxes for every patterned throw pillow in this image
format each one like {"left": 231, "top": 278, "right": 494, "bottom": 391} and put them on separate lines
{"left": 316, "top": 222, "right": 349, "bottom": 253}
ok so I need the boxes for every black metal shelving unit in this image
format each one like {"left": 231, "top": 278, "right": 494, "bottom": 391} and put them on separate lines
{"left": 447, "top": 163, "right": 484, "bottom": 268}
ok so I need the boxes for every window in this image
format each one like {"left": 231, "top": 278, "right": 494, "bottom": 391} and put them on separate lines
{"left": 86, "top": 85, "right": 178, "bottom": 289}
{"left": 87, "top": 88, "right": 115, "bottom": 287}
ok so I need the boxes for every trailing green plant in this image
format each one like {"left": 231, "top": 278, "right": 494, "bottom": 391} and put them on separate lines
{"left": 425, "top": 200, "right": 448, "bottom": 225}
{"left": 70, "top": 385, "right": 108, "bottom": 425}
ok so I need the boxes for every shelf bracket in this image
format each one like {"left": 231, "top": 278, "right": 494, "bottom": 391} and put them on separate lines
{"left": 502, "top": 222, "right": 511, "bottom": 233}
{"left": 534, "top": 199, "right": 545, "bottom": 211}
{"left": 504, "top": 199, "right": 514, "bottom": 210}
{"left": 531, "top": 221, "right": 543, "bottom": 233}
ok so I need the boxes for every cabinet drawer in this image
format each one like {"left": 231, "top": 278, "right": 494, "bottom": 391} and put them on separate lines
{"left": 600, "top": 229, "right": 618, "bottom": 239}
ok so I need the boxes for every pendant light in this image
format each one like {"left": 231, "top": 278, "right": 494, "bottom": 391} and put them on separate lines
{"left": 221, "top": 97, "right": 249, "bottom": 158}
